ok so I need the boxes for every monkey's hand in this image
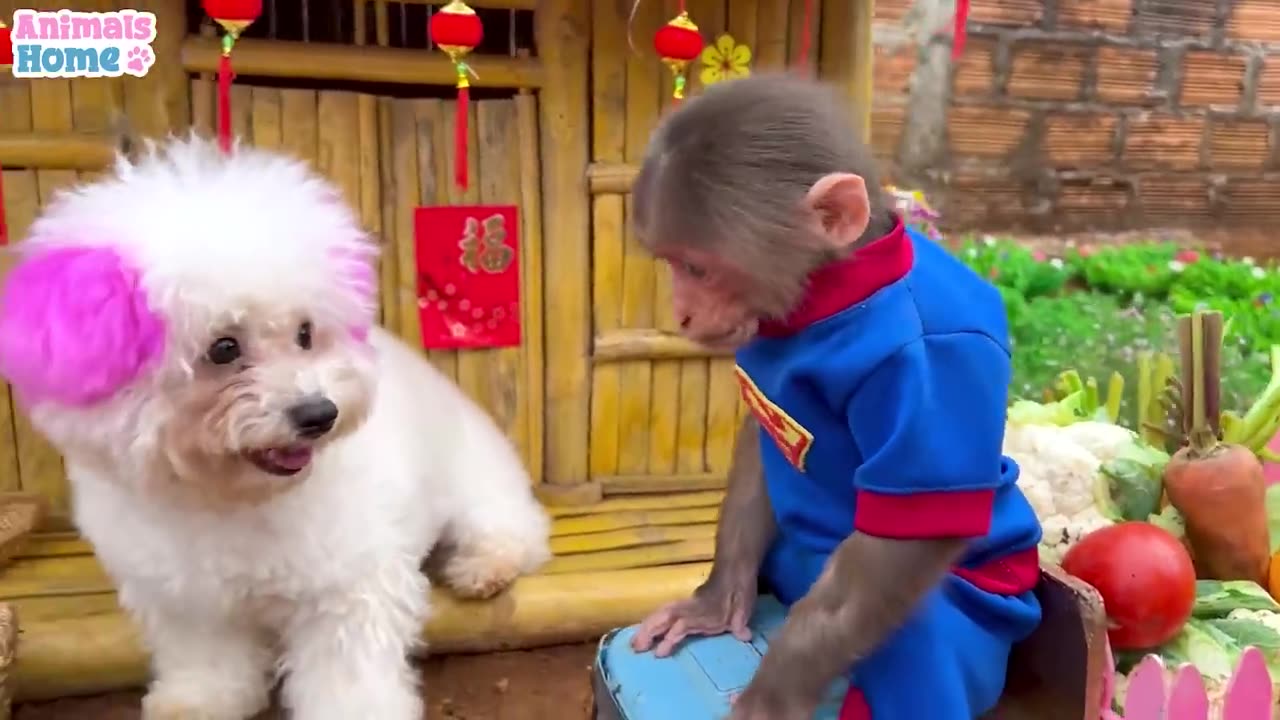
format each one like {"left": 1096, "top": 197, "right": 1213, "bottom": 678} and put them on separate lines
{"left": 629, "top": 580, "right": 756, "bottom": 658}
{"left": 728, "top": 681, "right": 817, "bottom": 720}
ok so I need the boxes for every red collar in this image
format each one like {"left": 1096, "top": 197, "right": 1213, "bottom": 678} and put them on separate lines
{"left": 757, "top": 216, "right": 913, "bottom": 338}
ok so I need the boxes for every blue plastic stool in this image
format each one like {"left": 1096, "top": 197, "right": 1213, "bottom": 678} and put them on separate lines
{"left": 593, "top": 596, "right": 850, "bottom": 720}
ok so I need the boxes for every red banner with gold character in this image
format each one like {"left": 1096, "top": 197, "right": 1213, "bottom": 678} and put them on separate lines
{"left": 414, "top": 205, "right": 521, "bottom": 350}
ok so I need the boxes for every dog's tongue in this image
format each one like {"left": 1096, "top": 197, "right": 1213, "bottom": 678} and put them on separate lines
{"left": 267, "top": 446, "right": 313, "bottom": 471}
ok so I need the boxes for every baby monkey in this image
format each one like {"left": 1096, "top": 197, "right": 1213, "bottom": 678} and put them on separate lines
{"left": 628, "top": 74, "right": 1044, "bottom": 720}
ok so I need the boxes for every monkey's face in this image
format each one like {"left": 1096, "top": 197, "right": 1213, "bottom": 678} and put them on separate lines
{"left": 661, "top": 249, "right": 763, "bottom": 350}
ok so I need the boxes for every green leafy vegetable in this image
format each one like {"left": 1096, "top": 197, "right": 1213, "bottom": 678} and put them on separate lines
{"left": 1204, "top": 618, "right": 1280, "bottom": 650}
{"left": 1267, "top": 483, "right": 1280, "bottom": 555}
{"left": 1007, "top": 395, "right": 1086, "bottom": 426}
{"left": 1148, "top": 505, "right": 1186, "bottom": 540}
{"left": 1193, "top": 580, "right": 1280, "bottom": 618}
{"left": 1099, "top": 442, "right": 1169, "bottom": 522}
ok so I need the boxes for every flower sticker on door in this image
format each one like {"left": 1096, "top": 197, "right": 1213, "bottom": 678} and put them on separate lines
{"left": 699, "top": 34, "right": 751, "bottom": 87}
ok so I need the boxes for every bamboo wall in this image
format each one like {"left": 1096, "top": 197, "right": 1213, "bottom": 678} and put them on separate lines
{"left": 0, "top": 0, "right": 874, "bottom": 526}
{"left": 582, "top": 0, "right": 874, "bottom": 499}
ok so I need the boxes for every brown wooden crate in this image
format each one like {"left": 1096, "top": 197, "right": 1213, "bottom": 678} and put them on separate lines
{"left": 969, "top": 0, "right": 1045, "bottom": 26}
{"left": 953, "top": 39, "right": 998, "bottom": 97}
{"left": 1123, "top": 114, "right": 1205, "bottom": 170}
{"left": 947, "top": 105, "right": 1033, "bottom": 158}
{"left": 1096, "top": 47, "right": 1159, "bottom": 104}
{"left": 1008, "top": 43, "right": 1089, "bottom": 101}
{"left": 1180, "top": 51, "right": 1247, "bottom": 107}
{"left": 1226, "top": 0, "right": 1280, "bottom": 43}
{"left": 1058, "top": 0, "right": 1133, "bottom": 31}
{"left": 1044, "top": 113, "right": 1119, "bottom": 167}
{"left": 1208, "top": 119, "right": 1270, "bottom": 170}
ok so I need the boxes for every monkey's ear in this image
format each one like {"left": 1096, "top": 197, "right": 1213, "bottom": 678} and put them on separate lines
{"left": 805, "top": 173, "right": 871, "bottom": 250}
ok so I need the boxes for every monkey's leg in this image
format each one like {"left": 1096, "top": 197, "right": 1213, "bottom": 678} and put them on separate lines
{"left": 833, "top": 582, "right": 1041, "bottom": 719}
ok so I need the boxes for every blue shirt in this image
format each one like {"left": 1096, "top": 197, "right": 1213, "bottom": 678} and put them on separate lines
{"left": 735, "top": 219, "right": 1042, "bottom": 605}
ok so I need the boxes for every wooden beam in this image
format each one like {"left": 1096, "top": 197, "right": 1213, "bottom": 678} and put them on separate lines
{"left": 820, "top": 0, "right": 876, "bottom": 143}
{"left": 593, "top": 329, "right": 729, "bottom": 362}
{"left": 399, "top": 0, "right": 537, "bottom": 7}
{"left": 536, "top": 0, "right": 593, "bottom": 487}
{"left": 0, "top": 133, "right": 116, "bottom": 171}
{"left": 182, "top": 38, "right": 545, "bottom": 88}
{"left": 600, "top": 473, "right": 728, "bottom": 494}
{"left": 9, "top": 563, "right": 711, "bottom": 702}
{"left": 126, "top": 0, "right": 190, "bottom": 136}
{"left": 587, "top": 161, "right": 638, "bottom": 194}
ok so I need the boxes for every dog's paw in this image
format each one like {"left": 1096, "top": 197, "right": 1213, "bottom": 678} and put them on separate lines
{"left": 141, "top": 697, "right": 236, "bottom": 720}
{"left": 439, "top": 537, "right": 530, "bottom": 599}
{"left": 142, "top": 681, "right": 266, "bottom": 720}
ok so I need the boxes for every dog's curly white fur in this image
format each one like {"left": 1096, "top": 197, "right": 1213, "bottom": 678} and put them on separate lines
{"left": 0, "top": 136, "right": 551, "bottom": 720}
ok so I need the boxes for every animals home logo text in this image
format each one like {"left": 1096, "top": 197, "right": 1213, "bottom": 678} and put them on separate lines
{"left": 4, "top": 10, "right": 157, "bottom": 79}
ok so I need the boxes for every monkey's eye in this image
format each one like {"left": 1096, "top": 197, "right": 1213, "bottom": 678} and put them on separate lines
{"left": 679, "top": 261, "right": 708, "bottom": 280}
{"left": 206, "top": 337, "right": 241, "bottom": 365}
{"left": 296, "top": 321, "right": 313, "bottom": 350}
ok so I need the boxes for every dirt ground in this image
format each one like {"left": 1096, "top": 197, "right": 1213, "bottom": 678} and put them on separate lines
{"left": 13, "top": 643, "right": 598, "bottom": 720}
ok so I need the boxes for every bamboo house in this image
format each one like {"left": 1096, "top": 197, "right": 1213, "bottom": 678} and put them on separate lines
{"left": 0, "top": 0, "right": 874, "bottom": 704}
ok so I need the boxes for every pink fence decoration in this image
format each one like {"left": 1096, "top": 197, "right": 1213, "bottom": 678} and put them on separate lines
{"left": 1101, "top": 645, "right": 1274, "bottom": 719}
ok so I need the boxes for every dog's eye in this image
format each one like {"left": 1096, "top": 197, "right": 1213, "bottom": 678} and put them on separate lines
{"left": 297, "top": 321, "right": 313, "bottom": 350}
{"left": 206, "top": 337, "right": 241, "bottom": 365}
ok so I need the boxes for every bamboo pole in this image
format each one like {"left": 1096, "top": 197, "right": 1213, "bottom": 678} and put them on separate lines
{"left": 594, "top": 329, "right": 731, "bottom": 362}
{"left": 820, "top": 0, "right": 875, "bottom": 144}
{"left": 516, "top": 89, "right": 547, "bottom": 485}
{"left": 124, "top": 0, "right": 189, "bottom": 137}
{"left": 601, "top": 473, "right": 728, "bottom": 494}
{"left": 536, "top": 0, "right": 593, "bottom": 487}
{"left": 10, "top": 563, "right": 712, "bottom": 702}
{"left": 400, "top": 0, "right": 536, "bottom": 6}
{"left": 0, "top": 133, "right": 116, "bottom": 171}
{"left": 182, "top": 38, "right": 545, "bottom": 88}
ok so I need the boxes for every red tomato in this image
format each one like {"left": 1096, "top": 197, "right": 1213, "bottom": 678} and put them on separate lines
{"left": 1061, "top": 521, "right": 1196, "bottom": 650}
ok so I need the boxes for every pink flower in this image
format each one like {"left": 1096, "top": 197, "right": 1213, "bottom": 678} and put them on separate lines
{"left": 1175, "top": 249, "right": 1200, "bottom": 263}
{"left": 1032, "top": 250, "right": 1047, "bottom": 262}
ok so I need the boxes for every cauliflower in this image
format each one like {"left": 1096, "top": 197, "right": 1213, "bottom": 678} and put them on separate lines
{"left": 1057, "top": 421, "right": 1139, "bottom": 465}
{"left": 1004, "top": 423, "right": 1116, "bottom": 562}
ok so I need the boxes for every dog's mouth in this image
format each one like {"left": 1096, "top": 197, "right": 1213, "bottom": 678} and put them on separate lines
{"left": 246, "top": 445, "right": 314, "bottom": 477}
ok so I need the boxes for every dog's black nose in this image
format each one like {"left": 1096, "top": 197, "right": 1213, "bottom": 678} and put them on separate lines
{"left": 287, "top": 397, "right": 339, "bottom": 439}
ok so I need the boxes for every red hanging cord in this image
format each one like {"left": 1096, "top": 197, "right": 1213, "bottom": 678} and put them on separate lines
{"left": 0, "top": 168, "right": 7, "bottom": 247}
{"left": 217, "top": 51, "right": 234, "bottom": 154}
{"left": 797, "top": 0, "right": 815, "bottom": 71}
{"left": 454, "top": 72, "right": 469, "bottom": 189}
{"left": 952, "top": 0, "right": 970, "bottom": 59}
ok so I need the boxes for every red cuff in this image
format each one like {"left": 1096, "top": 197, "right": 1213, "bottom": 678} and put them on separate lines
{"left": 853, "top": 488, "right": 995, "bottom": 539}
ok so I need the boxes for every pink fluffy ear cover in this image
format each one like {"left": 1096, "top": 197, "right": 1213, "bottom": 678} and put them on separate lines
{"left": 0, "top": 244, "right": 165, "bottom": 407}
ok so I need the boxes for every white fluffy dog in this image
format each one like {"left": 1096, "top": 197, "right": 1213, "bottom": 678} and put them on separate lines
{"left": 0, "top": 136, "right": 551, "bottom": 720}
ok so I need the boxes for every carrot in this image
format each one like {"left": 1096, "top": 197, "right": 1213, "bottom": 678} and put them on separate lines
{"left": 1163, "top": 310, "right": 1270, "bottom": 586}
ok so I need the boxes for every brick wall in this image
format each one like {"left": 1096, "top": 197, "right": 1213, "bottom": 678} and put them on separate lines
{"left": 871, "top": 0, "right": 1280, "bottom": 233}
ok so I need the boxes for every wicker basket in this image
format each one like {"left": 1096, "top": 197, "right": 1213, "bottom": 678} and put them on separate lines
{"left": 0, "top": 494, "right": 44, "bottom": 570}
{"left": 0, "top": 603, "right": 17, "bottom": 720}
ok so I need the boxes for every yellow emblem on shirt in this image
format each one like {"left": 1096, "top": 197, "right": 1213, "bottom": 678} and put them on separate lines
{"left": 735, "top": 366, "right": 814, "bottom": 471}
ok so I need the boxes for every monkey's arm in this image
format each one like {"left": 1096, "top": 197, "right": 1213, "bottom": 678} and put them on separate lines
{"left": 742, "top": 335, "right": 1016, "bottom": 706}
{"left": 749, "top": 534, "right": 966, "bottom": 700}
{"left": 703, "top": 417, "right": 775, "bottom": 595}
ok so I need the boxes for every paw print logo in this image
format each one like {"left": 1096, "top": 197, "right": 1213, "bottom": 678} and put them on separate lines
{"left": 124, "top": 45, "right": 154, "bottom": 77}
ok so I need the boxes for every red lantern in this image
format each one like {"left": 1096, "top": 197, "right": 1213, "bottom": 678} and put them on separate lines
{"left": 429, "top": 1, "right": 483, "bottom": 191}
{"left": 0, "top": 20, "right": 12, "bottom": 69}
{"left": 654, "top": 11, "right": 703, "bottom": 103}
{"left": 201, "top": 0, "right": 263, "bottom": 154}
